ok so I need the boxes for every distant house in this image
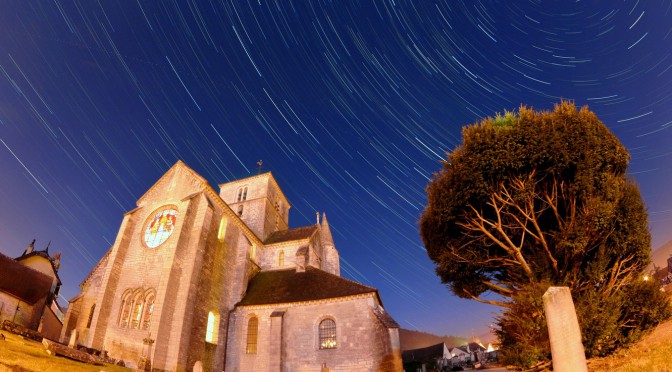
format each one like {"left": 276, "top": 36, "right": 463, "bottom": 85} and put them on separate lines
{"left": 402, "top": 342, "right": 451, "bottom": 371}
{"left": 0, "top": 240, "right": 64, "bottom": 340}
{"left": 450, "top": 345, "right": 470, "bottom": 365}
{"left": 653, "top": 256, "right": 672, "bottom": 293}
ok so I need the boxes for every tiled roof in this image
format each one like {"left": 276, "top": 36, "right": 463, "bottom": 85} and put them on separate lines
{"left": 402, "top": 343, "right": 446, "bottom": 362}
{"left": 16, "top": 250, "right": 62, "bottom": 285}
{"left": 0, "top": 252, "right": 53, "bottom": 304}
{"left": 372, "top": 306, "right": 399, "bottom": 328}
{"left": 238, "top": 267, "right": 377, "bottom": 306}
{"left": 264, "top": 225, "right": 318, "bottom": 245}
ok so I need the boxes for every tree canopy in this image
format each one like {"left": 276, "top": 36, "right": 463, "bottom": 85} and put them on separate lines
{"left": 420, "top": 102, "right": 670, "bottom": 364}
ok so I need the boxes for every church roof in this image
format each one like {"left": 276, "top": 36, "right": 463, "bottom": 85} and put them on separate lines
{"left": 238, "top": 267, "right": 378, "bottom": 306}
{"left": 372, "top": 306, "right": 400, "bottom": 328}
{"left": 264, "top": 225, "right": 318, "bottom": 245}
{"left": 0, "top": 252, "right": 53, "bottom": 304}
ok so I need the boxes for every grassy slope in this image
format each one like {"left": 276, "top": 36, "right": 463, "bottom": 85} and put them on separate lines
{"left": 0, "top": 332, "right": 128, "bottom": 372}
{"left": 587, "top": 319, "right": 672, "bottom": 372}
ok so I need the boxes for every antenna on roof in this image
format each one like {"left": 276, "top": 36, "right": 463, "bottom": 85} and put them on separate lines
{"left": 256, "top": 160, "right": 263, "bottom": 174}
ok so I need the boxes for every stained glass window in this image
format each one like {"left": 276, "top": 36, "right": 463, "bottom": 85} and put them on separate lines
{"left": 144, "top": 208, "right": 178, "bottom": 248}
{"left": 131, "top": 293, "right": 143, "bottom": 329}
{"left": 142, "top": 293, "right": 155, "bottom": 330}
{"left": 319, "top": 319, "right": 337, "bottom": 349}
{"left": 119, "top": 292, "right": 132, "bottom": 328}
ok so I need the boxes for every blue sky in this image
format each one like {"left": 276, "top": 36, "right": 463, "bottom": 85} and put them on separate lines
{"left": 1, "top": 1, "right": 671, "bottom": 339}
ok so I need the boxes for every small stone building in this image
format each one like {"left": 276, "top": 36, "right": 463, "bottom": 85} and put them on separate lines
{"left": 0, "top": 241, "right": 64, "bottom": 340}
{"left": 61, "top": 161, "right": 401, "bottom": 371}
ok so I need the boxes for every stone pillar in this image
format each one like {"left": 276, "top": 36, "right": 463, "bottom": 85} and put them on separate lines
{"left": 542, "top": 287, "right": 587, "bottom": 372}
{"left": 68, "top": 329, "right": 78, "bottom": 348}
{"left": 269, "top": 311, "right": 285, "bottom": 372}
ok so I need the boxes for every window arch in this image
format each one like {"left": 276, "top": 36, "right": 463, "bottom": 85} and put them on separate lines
{"left": 218, "top": 216, "right": 228, "bottom": 241}
{"left": 119, "top": 291, "right": 133, "bottom": 327}
{"left": 278, "top": 250, "right": 285, "bottom": 267}
{"left": 246, "top": 316, "right": 258, "bottom": 354}
{"left": 86, "top": 304, "right": 96, "bottom": 329}
{"left": 206, "top": 311, "right": 220, "bottom": 343}
{"left": 319, "top": 318, "right": 337, "bottom": 349}
{"left": 130, "top": 292, "right": 144, "bottom": 329}
{"left": 237, "top": 205, "right": 244, "bottom": 216}
{"left": 142, "top": 292, "right": 155, "bottom": 330}
{"left": 237, "top": 186, "right": 248, "bottom": 202}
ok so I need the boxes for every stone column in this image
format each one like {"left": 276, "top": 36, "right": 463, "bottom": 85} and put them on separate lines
{"left": 542, "top": 287, "right": 587, "bottom": 372}
{"left": 269, "top": 311, "right": 285, "bottom": 372}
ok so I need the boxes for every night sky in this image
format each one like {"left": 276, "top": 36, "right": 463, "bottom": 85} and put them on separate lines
{"left": 1, "top": 1, "right": 671, "bottom": 340}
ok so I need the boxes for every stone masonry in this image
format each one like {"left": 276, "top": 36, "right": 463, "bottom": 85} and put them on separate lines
{"left": 61, "top": 161, "right": 401, "bottom": 371}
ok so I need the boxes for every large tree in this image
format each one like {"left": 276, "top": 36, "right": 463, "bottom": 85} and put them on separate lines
{"left": 420, "top": 102, "right": 670, "bottom": 364}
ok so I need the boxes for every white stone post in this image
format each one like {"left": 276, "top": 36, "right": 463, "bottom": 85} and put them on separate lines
{"left": 542, "top": 287, "right": 587, "bottom": 372}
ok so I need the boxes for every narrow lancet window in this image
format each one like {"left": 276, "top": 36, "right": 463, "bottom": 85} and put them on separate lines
{"left": 246, "top": 317, "right": 258, "bottom": 354}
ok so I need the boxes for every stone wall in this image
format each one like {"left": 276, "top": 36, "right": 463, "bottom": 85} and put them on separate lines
{"left": 226, "top": 294, "right": 399, "bottom": 372}
{"left": 39, "top": 304, "right": 63, "bottom": 341}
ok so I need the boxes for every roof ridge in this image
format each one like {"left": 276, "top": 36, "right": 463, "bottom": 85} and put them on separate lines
{"left": 305, "top": 266, "right": 377, "bottom": 292}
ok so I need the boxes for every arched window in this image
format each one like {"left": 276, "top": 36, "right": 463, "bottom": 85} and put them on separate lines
{"left": 237, "top": 186, "right": 248, "bottom": 202}
{"left": 218, "top": 216, "right": 228, "bottom": 241}
{"left": 142, "top": 293, "right": 155, "bottom": 330}
{"left": 319, "top": 319, "right": 337, "bottom": 349}
{"left": 250, "top": 244, "right": 256, "bottom": 261}
{"left": 130, "top": 292, "right": 143, "bottom": 329}
{"left": 237, "top": 205, "right": 244, "bottom": 216}
{"left": 86, "top": 304, "right": 96, "bottom": 329}
{"left": 246, "top": 317, "right": 258, "bottom": 354}
{"left": 119, "top": 292, "right": 133, "bottom": 328}
{"left": 206, "top": 311, "right": 220, "bottom": 343}
{"left": 279, "top": 250, "right": 285, "bottom": 267}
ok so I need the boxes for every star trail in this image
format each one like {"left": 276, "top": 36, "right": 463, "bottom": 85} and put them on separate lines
{"left": 1, "top": 1, "right": 672, "bottom": 340}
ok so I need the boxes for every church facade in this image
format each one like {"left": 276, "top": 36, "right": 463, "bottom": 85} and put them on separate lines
{"left": 61, "top": 161, "right": 401, "bottom": 371}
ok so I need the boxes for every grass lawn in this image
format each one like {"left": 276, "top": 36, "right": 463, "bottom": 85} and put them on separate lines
{"left": 587, "top": 319, "right": 672, "bottom": 372}
{"left": 0, "top": 331, "right": 129, "bottom": 372}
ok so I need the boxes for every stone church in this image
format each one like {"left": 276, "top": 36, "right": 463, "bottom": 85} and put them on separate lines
{"left": 61, "top": 161, "right": 402, "bottom": 371}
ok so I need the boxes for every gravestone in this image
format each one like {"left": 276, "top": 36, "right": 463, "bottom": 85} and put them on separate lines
{"left": 68, "top": 329, "right": 78, "bottom": 348}
{"left": 542, "top": 286, "right": 587, "bottom": 372}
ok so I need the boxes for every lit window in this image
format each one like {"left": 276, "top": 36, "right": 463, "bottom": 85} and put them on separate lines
{"left": 218, "top": 217, "right": 228, "bottom": 241}
{"left": 143, "top": 208, "right": 178, "bottom": 248}
{"left": 86, "top": 304, "right": 96, "bottom": 329}
{"left": 246, "top": 317, "right": 258, "bottom": 354}
{"left": 206, "top": 311, "right": 219, "bottom": 343}
{"left": 279, "top": 250, "right": 285, "bottom": 267}
{"left": 250, "top": 244, "right": 256, "bottom": 260}
{"left": 119, "top": 292, "right": 133, "bottom": 328}
{"left": 238, "top": 205, "right": 244, "bottom": 216}
{"left": 130, "top": 293, "right": 144, "bottom": 329}
{"left": 319, "top": 319, "right": 337, "bottom": 349}
{"left": 142, "top": 293, "right": 155, "bottom": 330}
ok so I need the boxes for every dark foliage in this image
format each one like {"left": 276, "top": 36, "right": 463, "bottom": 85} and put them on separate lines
{"left": 420, "top": 102, "right": 671, "bottom": 367}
